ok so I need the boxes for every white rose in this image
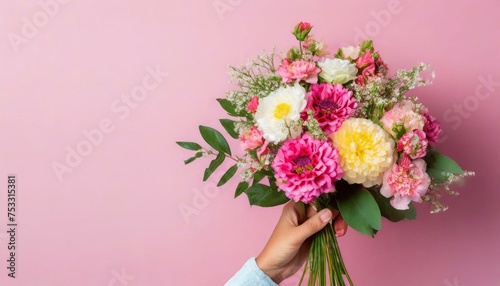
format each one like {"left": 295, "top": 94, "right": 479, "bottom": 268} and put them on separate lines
{"left": 255, "top": 84, "right": 307, "bottom": 144}
{"left": 341, "top": 46, "right": 361, "bottom": 59}
{"left": 318, "top": 58, "right": 358, "bottom": 84}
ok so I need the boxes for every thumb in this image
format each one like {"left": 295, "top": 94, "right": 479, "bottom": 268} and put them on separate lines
{"left": 294, "top": 209, "right": 332, "bottom": 243}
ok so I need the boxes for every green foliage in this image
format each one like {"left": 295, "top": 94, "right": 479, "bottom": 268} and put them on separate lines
{"left": 216, "top": 98, "right": 246, "bottom": 117}
{"left": 203, "top": 153, "right": 225, "bottom": 181}
{"left": 245, "top": 184, "right": 289, "bottom": 207}
{"left": 176, "top": 141, "right": 202, "bottom": 151}
{"left": 426, "top": 151, "right": 465, "bottom": 183}
{"left": 219, "top": 119, "right": 239, "bottom": 139}
{"left": 199, "top": 125, "right": 231, "bottom": 156}
{"left": 183, "top": 152, "right": 203, "bottom": 165}
{"left": 217, "top": 164, "right": 238, "bottom": 187}
{"left": 370, "top": 189, "right": 416, "bottom": 222}
{"left": 234, "top": 181, "right": 249, "bottom": 198}
{"left": 337, "top": 188, "right": 381, "bottom": 237}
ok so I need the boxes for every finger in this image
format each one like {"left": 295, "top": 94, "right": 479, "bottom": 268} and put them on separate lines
{"left": 305, "top": 206, "right": 339, "bottom": 219}
{"left": 333, "top": 215, "right": 348, "bottom": 237}
{"left": 294, "top": 209, "right": 332, "bottom": 243}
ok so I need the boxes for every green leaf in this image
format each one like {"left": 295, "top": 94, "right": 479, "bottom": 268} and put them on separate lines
{"left": 337, "top": 188, "right": 381, "bottom": 237}
{"left": 359, "top": 39, "right": 374, "bottom": 52}
{"left": 217, "top": 164, "right": 238, "bottom": 187}
{"left": 199, "top": 126, "right": 231, "bottom": 156}
{"left": 176, "top": 141, "right": 202, "bottom": 151}
{"left": 220, "top": 119, "right": 239, "bottom": 139}
{"left": 217, "top": 99, "right": 244, "bottom": 117}
{"left": 370, "top": 190, "right": 416, "bottom": 222}
{"left": 183, "top": 152, "right": 203, "bottom": 165}
{"left": 203, "top": 153, "right": 225, "bottom": 181}
{"left": 234, "top": 181, "right": 249, "bottom": 198}
{"left": 252, "top": 170, "right": 267, "bottom": 185}
{"left": 427, "top": 151, "right": 464, "bottom": 183}
{"left": 245, "top": 184, "right": 289, "bottom": 207}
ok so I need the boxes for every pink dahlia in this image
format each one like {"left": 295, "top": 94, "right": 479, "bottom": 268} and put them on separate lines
{"left": 277, "top": 59, "right": 321, "bottom": 84}
{"left": 422, "top": 113, "right": 442, "bottom": 145}
{"left": 301, "top": 83, "right": 357, "bottom": 134}
{"left": 380, "top": 157, "right": 431, "bottom": 210}
{"left": 272, "top": 133, "right": 343, "bottom": 204}
{"left": 397, "top": 129, "right": 428, "bottom": 159}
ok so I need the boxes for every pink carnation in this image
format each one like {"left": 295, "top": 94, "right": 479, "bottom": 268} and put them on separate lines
{"left": 381, "top": 100, "right": 425, "bottom": 139}
{"left": 422, "top": 113, "right": 442, "bottom": 145}
{"left": 272, "top": 133, "right": 343, "bottom": 204}
{"left": 301, "top": 83, "right": 357, "bottom": 134}
{"left": 380, "top": 157, "right": 431, "bottom": 210}
{"left": 397, "top": 129, "right": 428, "bottom": 159}
{"left": 277, "top": 59, "right": 320, "bottom": 84}
{"left": 247, "top": 96, "right": 259, "bottom": 113}
{"left": 239, "top": 126, "right": 264, "bottom": 151}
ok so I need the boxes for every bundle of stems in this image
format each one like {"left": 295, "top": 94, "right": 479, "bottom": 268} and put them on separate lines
{"left": 298, "top": 201, "right": 354, "bottom": 286}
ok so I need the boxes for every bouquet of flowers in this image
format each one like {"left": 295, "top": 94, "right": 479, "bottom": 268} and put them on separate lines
{"left": 177, "top": 22, "right": 474, "bottom": 285}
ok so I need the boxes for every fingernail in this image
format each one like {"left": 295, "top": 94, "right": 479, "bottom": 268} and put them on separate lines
{"left": 312, "top": 205, "right": 317, "bottom": 212}
{"left": 335, "top": 227, "right": 345, "bottom": 237}
{"left": 320, "top": 209, "right": 332, "bottom": 223}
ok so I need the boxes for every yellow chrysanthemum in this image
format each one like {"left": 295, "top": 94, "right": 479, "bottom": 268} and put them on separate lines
{"left": 331, "top": 118, "right": 395, "bottom": 187}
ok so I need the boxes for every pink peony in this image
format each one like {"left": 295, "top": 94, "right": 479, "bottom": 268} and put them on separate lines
{"left": 277, "top": 59, "right": 321, "bottom": 84}
{"left": 272, "top": 133, "right": 343, "bottom": 204}
{"left": 247, "top": 96, "right": 259, "bottom": 113}
{"left": 239, "top": 126, "right": 264, "bottom": 151}
{"left": 380, "top": 157, "right": 431, "bottom": 210}
{"left": 397, "top": 129, "right": 428, "bottom": 159}
{"left": 422, "top": 113, "right": 442, "bottom": 145}
{"left": 380, "top": 100, "right": 425, "bottom": 139}
{"left": 301, "top": 83, "right": 358, "bottom": 134}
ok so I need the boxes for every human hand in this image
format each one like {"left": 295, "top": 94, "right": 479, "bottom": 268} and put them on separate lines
{"left": 255, "top": 201, "right": 348, "bottom": 284}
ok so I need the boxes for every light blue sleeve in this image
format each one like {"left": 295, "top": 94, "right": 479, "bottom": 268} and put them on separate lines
{"left": 225, "top": 257, "right": 278, "bottom": 286}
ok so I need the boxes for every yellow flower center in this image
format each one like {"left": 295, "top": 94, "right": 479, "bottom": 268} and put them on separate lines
{"left": 274, "top": 103, "right": 291, "bottom": 120}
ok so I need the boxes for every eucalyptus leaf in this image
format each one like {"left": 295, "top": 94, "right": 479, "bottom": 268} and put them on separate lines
{"left": 199, "top": 126, "right": 231, "bottom": 155}
{"left": 245, "top": 184, "right": 289, "bottom": 207}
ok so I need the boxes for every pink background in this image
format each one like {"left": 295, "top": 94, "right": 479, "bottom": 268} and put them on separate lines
{"left": 0, "top": 1, "right": 499, "bottom": 285}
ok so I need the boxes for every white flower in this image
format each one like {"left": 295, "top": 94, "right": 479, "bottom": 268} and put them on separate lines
{"left": 255, "top": 84, "right": 307, "bottom": 143}
{"left": 318, "top": 58, "right": 358, "bottom": 84}
{"left": 341, "top": 46, "right": 361, "bottom": 59}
